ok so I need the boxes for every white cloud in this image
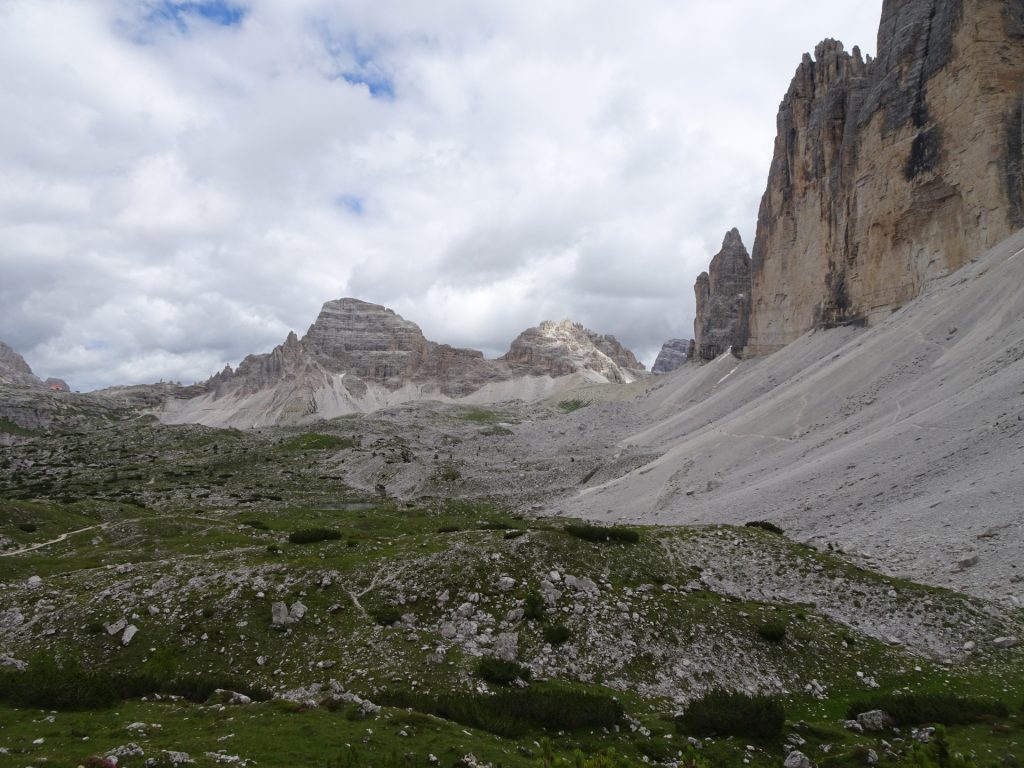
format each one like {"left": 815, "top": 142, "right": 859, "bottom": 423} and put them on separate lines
{"left": 0, "top": 0, "right": 883, "bottom": 389}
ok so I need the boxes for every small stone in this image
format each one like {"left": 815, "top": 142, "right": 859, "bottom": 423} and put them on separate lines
{"left": 993, "top": 636, "right": 1018, "bottom": 649}
{"left": 26, "top": 575, "right": 42, "bottom": 588}
{"left": 271, "top": 601, "right": 290, "bottom": 626}
{"left": 784, "top": 750, "right": 813, "bottom": 768}
{"left": 122, "top": 624, "right": 138, "bottom": 646}
{"left": 106, "top": 618, "right": 127, "bottom": 636}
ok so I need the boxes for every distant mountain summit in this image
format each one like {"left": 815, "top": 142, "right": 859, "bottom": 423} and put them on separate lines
{"left": 162, "top": 298, "right": 646, "bottom": 428}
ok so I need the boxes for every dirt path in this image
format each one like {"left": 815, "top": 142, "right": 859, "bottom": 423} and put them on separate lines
{"left": 0, "top": 522, "right": 113, "bottom": 557}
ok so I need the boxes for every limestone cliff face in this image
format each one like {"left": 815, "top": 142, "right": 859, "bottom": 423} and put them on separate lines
{"left": 747, "top": 0, "right": 1024, "bottom": 355}
{"left": 692, "top": 229, "right": 752, "bottom": 361}
{"left": 652, "top": 339, "right": 690, "bottom": 374}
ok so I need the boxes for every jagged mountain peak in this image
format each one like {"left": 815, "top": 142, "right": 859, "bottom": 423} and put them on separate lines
{"left": 162, "top": 299, "right": 646, "bottom": 427}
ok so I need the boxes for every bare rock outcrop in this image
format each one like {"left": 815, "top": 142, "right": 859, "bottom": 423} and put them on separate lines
{"left": 501, "top": 320, "right": 645, "bottom": 384}
{"left": 651, "top": 339, "right": 690, "bottom": 374}
{"left": 746, "top": 0, "right": 1024, "bottom": 354}
{"left": 692, "top": 229, "right": 751, "bottom": 362}
{"left": 0, "top": 341, "right": 43, "bottom": 388}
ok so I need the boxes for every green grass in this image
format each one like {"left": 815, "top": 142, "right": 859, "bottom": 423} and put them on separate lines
{"left": 2, "top": 415, "right": 1023, "bottom": 768}
{"left": 279, "top": 433, "right": 358, "bottom": 451}
{"left": 564, "top": 522, "right": 640, "bottom": 543}
{"left": 0, "top": 417, "right": 37, "bottom": 436}
{"left": 557, "top": 399, "right": 590, "bottom": 413}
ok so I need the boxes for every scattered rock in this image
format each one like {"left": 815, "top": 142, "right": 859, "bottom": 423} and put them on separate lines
{"left": 106, "top": 618, "right": 127, "bottom": 636}
{"left": 122, "top": 624, "right": 138, "bottom": 646}
{"left": 856, "top": 710, "right": 894, "bottom": 732}
{"left": 493, "top": 633, "right": 518, "bottom": 662}
{"left": 784, "top": 750, "right": 813, "bottom": 768}
{"left": 993, "top": 636, "right": 1018, "bottom": 649}
{"left": 271, "top": 601, "right": 290, "bottom": 626}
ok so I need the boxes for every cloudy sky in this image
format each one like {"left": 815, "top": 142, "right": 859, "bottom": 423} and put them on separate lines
{"left": 1, "top": 0, "right": 883, "bottom": 391}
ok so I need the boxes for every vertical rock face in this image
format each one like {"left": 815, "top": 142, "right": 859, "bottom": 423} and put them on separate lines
{"left": 0, "top": 342, "right": 43, "bottom": 388}
{"left": 651, "top": 339, "right": 691, "bottom": 373}
{"left": 746, "top": 0, "right": 1024, "bottom": 355}
{"left": 692, "top": 229, "right": 752, "bottom": 361}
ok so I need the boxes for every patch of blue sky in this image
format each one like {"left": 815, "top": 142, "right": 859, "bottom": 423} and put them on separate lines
{"left": 314, "top": 20, "right": 396, "bottom": 100}
{"left": 334, "top": 194, "right": 366, "bottom": 215}
{"left": 146, "top": 1, "right": 247, "bottom": 32}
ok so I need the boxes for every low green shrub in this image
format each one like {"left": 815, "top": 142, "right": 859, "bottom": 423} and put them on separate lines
{"left": 437, "top": 525, "right": 462, "bottom": 533}
{"left": 475, "top": 657, "right": 531, "bottom": 686}
{"left": 523, "top": 589, "right": 546, "bottom": 621}
{"left": 756, "top": 619, "right": 787, "bottom": 643}
{"left": 381, "top": 682, "right": 623, "bottom": 737}
{"left": 503, "top": 529, "right": 526, "bottom": 540}
{"left": 241, "top": 519, "right": 269, "bottom": 530}
{"left": 845, "top": 692, "right": 1009, "bottom": 725}
{"left": 17, "top": 522, "right": 37, "bottom": 532}
{"left": 370, "top": 605, "right": 403, "bottom": 626}
{"left": 0, "top": 657, "right": 269, "bottom": 710}
{"left": 745, "top": 520, "right": 784, "bottom": 535}
{"left": 676, "top": 689, "right": 785, "bottom": 740}
{"left": 558, "top": 399, "right": 589, "bottom": 413}
{"left": 288, "top": 528, "right": 342, "bottom": 544}
{"left": 564, "top": 523, "right": 639, "bottom": 544}
{"left": 543, "top": 624, "right": 572, "bottom": 646}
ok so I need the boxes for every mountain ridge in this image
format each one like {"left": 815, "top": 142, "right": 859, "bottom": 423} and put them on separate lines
{"left": 160, "top": 298, "right": 647, "bottom": 428}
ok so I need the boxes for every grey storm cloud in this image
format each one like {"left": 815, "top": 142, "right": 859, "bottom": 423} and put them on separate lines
{"left": 0, "top": 0, "right": 883, "bottom": 390}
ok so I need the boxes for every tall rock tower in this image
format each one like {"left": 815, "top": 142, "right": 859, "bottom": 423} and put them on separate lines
{"left": 746, "top": 0, "right": 1024, "bottom": 355}
{"left": 693, "top": 229, "right": 752, "bottom": 361}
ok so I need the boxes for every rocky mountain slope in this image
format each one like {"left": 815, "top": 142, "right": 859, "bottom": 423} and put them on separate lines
{"left": 556, "top": 227, "right": 1024, "bottom": 601}
{"left": 160, "top": 299, "right": 646, "bottom": 429}
{"left": 693, "top": 0, "right": 1024, "bottom": 357}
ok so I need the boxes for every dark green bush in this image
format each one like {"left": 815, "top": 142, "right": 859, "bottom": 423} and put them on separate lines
{"left": 0, "top": 657, "right": 269, "bottom": 710}
{"left": 543, "top": 624, "right": 572, "bottom": 646}
{"left": 756, "top": 619, "right": 787, "bottom": 643}
{"left": 564, "top": 523, "right": 639, "bottom": 544}
{"left": 845, "top": 693, "right": 1009, "bottom": 725}
{"left": 381, "top": 682, "right": 623, "bottom": 737}
{"left": 436, "top": 525, "right": 462, "bottom": 534}
{"left": 676, "top": 689, "right": 785, "bottom": 740}
{"left": 17, "top": 522, "right": 37, "bottom": 532}
{"left": 523, "top": 589, "right": 546, "bottom": 621}
{"left": 241, "top": 519, "right": 269, "bottom": 530}
{"left": 503, "top": 529, "right": 526, "bottom": 540}
{"left": 288, "top": 528, "right": 342, "bottom": 544}
{"left": 477, "top": 520, "right": 516, "bottom": 531}
{"left": 475, "top": 657, "right": 531, "bottom": 686}
{"left": 745, "top": 520, "right": 784, "bottom": 535}
{"left": 370, "top": 605, "right": 403, "bottom": 626}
